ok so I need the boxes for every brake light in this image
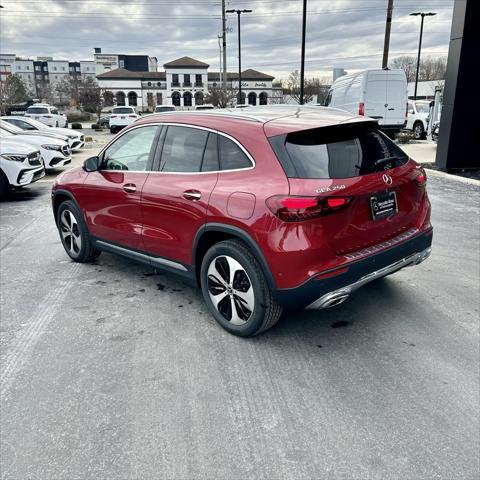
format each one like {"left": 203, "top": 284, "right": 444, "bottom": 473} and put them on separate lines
{"left": 416, "top": 170, "right": 427, "bottom": 186}
{"left": 266, "top": 195, "right": 351, "bottom": 222}
{"left": 358, "top": 102, "right": 365, "bottom": 116}
{"left": 327, "top": 197, "right": 348, "bottom": 208}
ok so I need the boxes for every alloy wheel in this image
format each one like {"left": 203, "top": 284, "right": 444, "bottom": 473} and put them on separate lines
{"left": 207, "top": 255, "right": 254, "bottom": 325}
{"left": 60, "top": 209, "right": 82, "bottom": 256}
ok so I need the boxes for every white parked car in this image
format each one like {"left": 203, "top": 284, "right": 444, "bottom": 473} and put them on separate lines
{"left": 0, "top": 121, "right": 71, "bottom": 171}
{"left": 109, "top": 106, "right": 139, "bottom": 133}
{"left": 194, "top": 104, "right": 215, "bottom": 110}
{"left": 154, "top": 105, "right": 176, "bottom": 113}
{"left": 325, "top": 68, "right": 407, "bottom": 137}
{"left": 2, "top": 116, "right": 85, "bottom": 151}
{"left": 0, "top": 138, "right": 45, "bottom": 196}
{"left": 405, "top": 100, "right": 430, "bottom": 139}
{"left": 24, "top": 104, "right": 66, "bottom": 127}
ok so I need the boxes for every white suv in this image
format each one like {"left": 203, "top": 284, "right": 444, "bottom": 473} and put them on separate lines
{"left": 2, "top": 116, "right": 84, "bottom": 151}
{"left": 24, "top": 104, "right": 66, "bottom": 127}
{"left": 0, "top": 121, "right": 71, "bottom": 170}
{"left": 0, "top": 138, "right": 45, "bottom": 196}
{"left": 406, "top": 100, "right": 430, "bottom": 139}
{"left": 109, "top": 106, "right": 139, "bottom": 134}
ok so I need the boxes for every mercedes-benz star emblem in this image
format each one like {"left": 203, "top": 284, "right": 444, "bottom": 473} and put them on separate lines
{"left": 382, "top": 173, "right": 393, "bottom": 185}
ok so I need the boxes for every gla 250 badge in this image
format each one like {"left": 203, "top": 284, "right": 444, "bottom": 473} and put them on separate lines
{"left": 316, "top": 184, "right": 346, "bottom": 194}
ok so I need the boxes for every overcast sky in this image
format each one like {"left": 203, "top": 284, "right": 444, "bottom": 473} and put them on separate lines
{"left": 0, "top": 0, "right": 455, "bottom": 80}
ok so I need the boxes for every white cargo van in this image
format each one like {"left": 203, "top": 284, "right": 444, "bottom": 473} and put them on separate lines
{"left": 325, "top": 69, "right": 407, "bottom": 136}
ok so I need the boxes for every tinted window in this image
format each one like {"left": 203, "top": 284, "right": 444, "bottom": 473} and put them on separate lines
{"left": 218, "top": 136, "right": 252, "bottom": 170}
{"left": 27, "top": 107, "right": 48, "bottom": 114}
{"left": 112, "top": 107, "right": 134, "bottom": 114}
{"left": 103, "top": 126, "right": 158, "bottom": 171}
{"left": 155, "top": 106, "right": 175, "bottom": 113}
{"left": 281, "top": 125, "right": 408, "bottom": 179}
{"left": 160, "top": 126, "right": 208, "bottom": 172}
{"left": 201, "top": 133, "right": 219, "bottom": 172}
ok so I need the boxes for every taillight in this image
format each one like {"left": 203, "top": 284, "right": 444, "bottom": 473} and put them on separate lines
{"left": 358, "top": 102, "right": 365, "bottom": 116}
{"left": 266, "top": 195, "right": 351, "bottom": 222}
{"left": 416, "top": 169, "right": 427, "bottom": 186}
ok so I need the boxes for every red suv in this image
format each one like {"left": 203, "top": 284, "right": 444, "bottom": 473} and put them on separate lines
{"left": 52, "top": 107, "right": 432, "bottom": 336}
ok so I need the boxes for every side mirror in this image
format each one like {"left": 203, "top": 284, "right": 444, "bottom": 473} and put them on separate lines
{"left": 83, "top": 156, "right": 100, "bottom": 172}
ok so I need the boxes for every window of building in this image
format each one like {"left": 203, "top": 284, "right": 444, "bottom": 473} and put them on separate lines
{"left": 156, "top": 92, "right": 163, "bottom": 105}
{"left": 194, "top": 91, "right": 204, "bottom": 106}
{"left": 61, "top": 66, "right": 66, "bottom": 71}
{"left": 218, "top": 136, "right": 252, "bottom": 170}
{"left": 248, "top": 92, "right": 257, "bottom": 106}
{"left": 172, "top": 74, "right": 179, "bottom": 86}
{"left": 147, "top": 81, "right": 152, "bottom": 87}
{"left": 157, "top": 82, "right": 162, "bottom": 87}
{"left": 183, "top": 91, "right": 192, "bottom": 107}
{"left": 259, "top": 92, "right": 268, "bottom": 105}
{"left": 116, "top": 91, "right": 126, "bottom": 106}
{"left": 171, "top": 91, "right": 180, "bottom": 106}
{"left": 53, "top": 66, "right": 57, "bottom": 71}
{"left": 127, "top": 91, "right": 138, "bottom": 107}
{"left": 160, "top": 126, "right": 209, "bottom": 173}
{"left": 184, "top": 74, "right": 191, "bottom": 86}
{"left": 35, "top": 66, "right": 40, "bottom": 71}
{"left": 195, "top": 74, "right": 202, "bottom": 86}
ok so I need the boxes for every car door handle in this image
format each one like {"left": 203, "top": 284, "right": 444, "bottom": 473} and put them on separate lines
{"left": 123, "top": 183, "right": 137, "bottom": 193}
{"left": 183, "top": 190, "right": 201, "bottom": 201}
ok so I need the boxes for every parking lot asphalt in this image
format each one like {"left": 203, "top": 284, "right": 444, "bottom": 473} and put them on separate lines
{"left": 0, "top": 159, "right": 479, "bottom": 479}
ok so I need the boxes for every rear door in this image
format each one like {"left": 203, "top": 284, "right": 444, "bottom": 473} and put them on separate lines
{"left": 77, "top": 124, "right": 161, "bottom": 250}
{"left": 279, "top": 123, "right": 426, "bottom": 255}
{"left": 364, "top": 71, "right": 387, "bottom": 123}
{"left": 141, "top": 125, "right": 218, "bottom": 266}
{"left": 384, "top": 71, "right": 407, "bottom": 126}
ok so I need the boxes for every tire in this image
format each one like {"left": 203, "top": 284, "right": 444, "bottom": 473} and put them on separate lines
{"left": 55, "top": 121, "right": 59, "bottom": 127}
{"left": 200, "top": 239, "right": 282, "bottom": 337}
{"left": 0, "top": 171, "right": 10, "bottom": 198}
{"left": 56, "top": 200, "right": 101, "bottom": 262}
{"left": 413, "top": 122, "right": 425, "bottom": 140}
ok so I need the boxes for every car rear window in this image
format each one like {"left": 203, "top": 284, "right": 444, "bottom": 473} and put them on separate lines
{"left": 270, "top": 123, "right": 409, "bottom": 179}
{"left": 27, "top": 107, "right": 49, "bottom": 114}
{"left": 113, "top": 107, "right": 134, "bottom": 114}
{"left": 155, "top": 106, "right": 175, "bottom": 112}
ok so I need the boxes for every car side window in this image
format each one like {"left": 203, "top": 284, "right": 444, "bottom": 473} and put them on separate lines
{"left": 201, "top": 133, "right": 219, "bottom": 172}
{"left": 218, "top": 135, "right": 252, "bottom": 170}
{"left": 160, "top": 126, "right": 209, "bottom": 172}
{"left": 103, "top": 126, "right": 159, "bottom": 171}
{"left": 408, "top": 104, "right": 415, "bottom": 114}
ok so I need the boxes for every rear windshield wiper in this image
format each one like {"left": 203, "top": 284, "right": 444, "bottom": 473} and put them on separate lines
{"left": 375, "top": 156, "right": 404, "bottom": 166}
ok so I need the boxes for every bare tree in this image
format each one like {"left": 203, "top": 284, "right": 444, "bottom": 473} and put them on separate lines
{"left": 390, "top": 55, "right": 447, "bottom": 82}
{"left": 36, "top": 83, "right": 56, "bottom": 105}
{"left": 78, "top": 77, "right": 104, "bottom": 120}
{"left": 205, "top": 84, "right": 238, "bottom": 108}
{"left": 286, "top": 70, "right": 328, "bottom": 104}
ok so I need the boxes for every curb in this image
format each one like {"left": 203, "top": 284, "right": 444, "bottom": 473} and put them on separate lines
{"left": 425, "top": 168, "right": 480, "bottom": 186}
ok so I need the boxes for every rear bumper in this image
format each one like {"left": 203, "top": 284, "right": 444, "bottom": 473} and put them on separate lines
{"left": 274, "top": 229, "right": 433, "bottom": 309}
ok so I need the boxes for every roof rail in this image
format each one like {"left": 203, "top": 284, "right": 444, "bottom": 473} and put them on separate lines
{"left": 148, "top": 110, "right": 265, "bottom": 123}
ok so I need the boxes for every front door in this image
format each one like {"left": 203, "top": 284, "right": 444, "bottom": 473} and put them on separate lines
{"left": 78, "top": 125, "right": 161, "bottom": 251}
{"left": 141, "top": 125, "right": 219, "bottom": 266}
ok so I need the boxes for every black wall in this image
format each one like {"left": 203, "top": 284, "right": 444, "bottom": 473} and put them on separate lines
{"left": 118, "top": 55, "right": 149, "bottom": 72}
{"left": 436, "top": 0, "right": 477, "bottom": 171}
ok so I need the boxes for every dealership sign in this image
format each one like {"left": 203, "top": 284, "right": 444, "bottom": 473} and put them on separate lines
{"left": 239, "top": 81, "right": 269, "bottom": 88}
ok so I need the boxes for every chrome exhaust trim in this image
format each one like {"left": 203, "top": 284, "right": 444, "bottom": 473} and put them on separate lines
{"left": 306, "top": 246, "right": 432, "bottom": 310}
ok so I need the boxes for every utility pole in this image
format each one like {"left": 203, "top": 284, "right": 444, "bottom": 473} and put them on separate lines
{"left": 382, "top": 0, "right": 394, "bottom": 68}
{"left": 410, "top": 11, "right": 437, "bottom": 99}
{"left": 226, "top": 9, "right": 252, "bottom": 105}
{"left": 221, "top": 0, "right": 227, "bottom": 91}
{"left": 299, "top": 0, "right": 307, "bottom": 104}
{"left": 217, "top": 34, "right": 223, "bottom": 86}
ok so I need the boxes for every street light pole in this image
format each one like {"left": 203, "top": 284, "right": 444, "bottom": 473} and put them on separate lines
{"left": 299, "top": 0, "right": 307, "bottom": 104}
{"left": 410, "top": 11, "right": 437, "bottom": 100}
{"left": 226, "top": 8, "right": 252, "bottom": 105}
{"left": 221, "top": 0, "right": 227, "bottom": 91}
